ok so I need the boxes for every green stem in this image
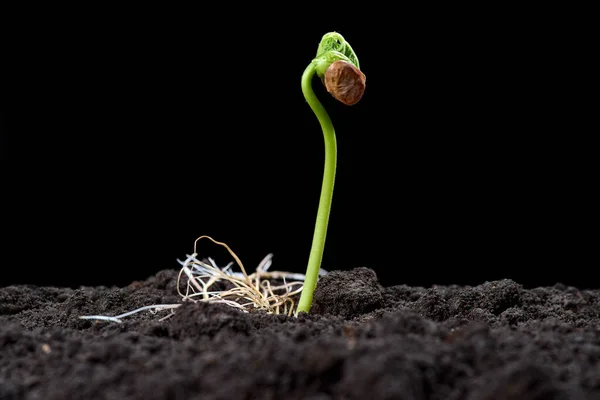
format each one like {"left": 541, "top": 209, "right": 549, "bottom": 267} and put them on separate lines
{"left": 296, "top": 62, "right": 337, "bottom": 314}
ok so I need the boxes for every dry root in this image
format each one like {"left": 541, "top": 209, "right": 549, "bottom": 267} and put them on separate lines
{"left": 176, "top": 235, "right": 307, "bottom": 316}
{"left": 80, "top": 235, "right": 324, "bottom": 322}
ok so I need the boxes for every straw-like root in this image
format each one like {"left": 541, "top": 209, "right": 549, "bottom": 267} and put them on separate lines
{"left": 177, "top": 235, "right": 313, "bottom": 316}
{"left": 177, "top": 253, "right": 303, "bottom": 316}
{"left": 80, "top": 235, "right": 326, "bottom": 322}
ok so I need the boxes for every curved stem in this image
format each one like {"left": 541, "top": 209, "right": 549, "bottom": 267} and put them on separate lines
{"left": 297, "top": 63, "right": 337, "bottom": 314}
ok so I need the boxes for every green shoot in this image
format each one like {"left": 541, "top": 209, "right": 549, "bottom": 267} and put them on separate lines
{"left": 296, "top": 32, "right": 366, "bottom": 314}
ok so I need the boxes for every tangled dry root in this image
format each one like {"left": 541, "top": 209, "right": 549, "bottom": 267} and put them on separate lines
{"left": 176, "top": 236, "right": 305, "bottom": 316}
{"left": 80, "top": 235, "right": 323, "bottom": 322}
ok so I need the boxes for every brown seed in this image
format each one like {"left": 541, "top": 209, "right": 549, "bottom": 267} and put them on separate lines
{"left": 323, "top": 60, "right": 366, "bottom": 106}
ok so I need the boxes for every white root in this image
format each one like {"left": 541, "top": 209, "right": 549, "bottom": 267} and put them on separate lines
{"left": 80, "top": 235, "right": 328, "bottom": 323}
{"left": 79, "top": 304, "right": 182, "bottom": 324}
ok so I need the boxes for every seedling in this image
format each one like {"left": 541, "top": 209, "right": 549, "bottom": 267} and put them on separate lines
{"left": 296, "top": 32, "right": 366, "bottom": 314}
{"left": 80, "top": 33, "right": 365, "bottom": 322}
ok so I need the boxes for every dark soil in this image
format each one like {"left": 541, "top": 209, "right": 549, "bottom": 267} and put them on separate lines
{"left": 2, "top": 267, "right": 600, "bottom": 399}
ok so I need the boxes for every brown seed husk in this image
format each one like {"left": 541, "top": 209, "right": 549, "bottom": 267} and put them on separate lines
{"left": 324, "top": 60, "right": 366, "bottom": 106}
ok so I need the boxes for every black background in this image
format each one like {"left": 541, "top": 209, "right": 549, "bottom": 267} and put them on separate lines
{"left": 1, "top": 6, "right": 595, "bottom": 289}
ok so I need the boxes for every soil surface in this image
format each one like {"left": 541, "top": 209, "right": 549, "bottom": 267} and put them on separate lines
{"left": 1, "top": 267, "right": 600, "bottom": 399}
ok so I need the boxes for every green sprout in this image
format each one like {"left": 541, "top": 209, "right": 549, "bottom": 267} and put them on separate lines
{"left": 296, "top": 32, "right": 366, "bottom": 314}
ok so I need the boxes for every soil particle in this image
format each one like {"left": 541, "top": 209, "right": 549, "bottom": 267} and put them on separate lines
{"left": 311, "top": 267, "right": 385, "bottom": 318}
{"left": 2, "top": 268, "right": 600, "bottom": 399}
{"left": 168, "top": 302, "right": 254, "bottom": 339}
